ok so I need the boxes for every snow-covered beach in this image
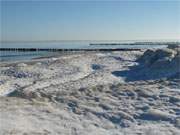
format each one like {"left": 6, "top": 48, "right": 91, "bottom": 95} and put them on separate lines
{"left": 0, "top": 46, "right": 180, "bottom": 135}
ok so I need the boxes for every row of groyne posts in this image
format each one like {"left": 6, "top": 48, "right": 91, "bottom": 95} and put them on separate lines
{"left": 0, "top": 48, "right": 142, "bottom": 52}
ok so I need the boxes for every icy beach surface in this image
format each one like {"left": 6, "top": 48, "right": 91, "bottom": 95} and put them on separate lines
{"left": 0, "top": 47, "right": 180, "bottom": 135}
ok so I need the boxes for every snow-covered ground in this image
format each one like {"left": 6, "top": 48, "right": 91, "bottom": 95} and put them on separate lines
{"left": 0, "top": 48, "right": 179, "bottom": 135}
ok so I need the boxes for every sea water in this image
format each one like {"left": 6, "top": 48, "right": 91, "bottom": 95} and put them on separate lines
{"left": 0, "top": 41, "right": 167, "bottom": 61}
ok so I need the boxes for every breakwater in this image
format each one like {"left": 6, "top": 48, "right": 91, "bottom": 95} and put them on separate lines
{"left": 89, "top": 42, "right": 180, "bottom": 46}
{"left": 0, "top": 48, "right": 142, "bottom": 52}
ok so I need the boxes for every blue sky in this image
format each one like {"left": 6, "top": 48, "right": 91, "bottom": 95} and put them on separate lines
{"left": 1, "top": 0, "right": 180, "bottom": 41}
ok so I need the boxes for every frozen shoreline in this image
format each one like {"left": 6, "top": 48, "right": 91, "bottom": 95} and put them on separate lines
{"left": 0, "top": 48, "right": 180, "bottom": 135}
{"left": 0, "top": 51, "right": 142, "bottom": 96}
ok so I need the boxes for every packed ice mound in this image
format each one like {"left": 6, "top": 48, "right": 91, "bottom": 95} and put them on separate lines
{"left": 137, "top": 46, "right": 180, "bottom": 79}
{"left": 112, "top": 46, "right": 180, "bottom": 81}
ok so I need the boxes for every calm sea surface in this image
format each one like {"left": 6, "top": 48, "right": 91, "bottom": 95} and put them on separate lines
{"left": 0, "top": 41, "right": 167, "bottom": 61}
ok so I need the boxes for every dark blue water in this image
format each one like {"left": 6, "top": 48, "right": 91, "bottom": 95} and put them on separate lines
{"left": 0, "top": 51, "right": 56, "bottom": 61}
{"left": 0, "top": 41, "right": 168, "bottom": 61}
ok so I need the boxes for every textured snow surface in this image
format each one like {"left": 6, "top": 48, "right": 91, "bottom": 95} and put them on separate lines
{"left": 0, "top": 50, "right": 180, "bottom": 135}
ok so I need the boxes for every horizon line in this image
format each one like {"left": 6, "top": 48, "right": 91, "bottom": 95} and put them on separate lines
{"left": 1, "top": 39, "right": 180, "bottom": 43}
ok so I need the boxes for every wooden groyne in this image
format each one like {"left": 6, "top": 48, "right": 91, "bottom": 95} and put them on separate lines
{"left": 89, "top": 42, "right": 180, "bottom": 46}
{"left": 0, "top": 48, "right": 142, "bottom": 52}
